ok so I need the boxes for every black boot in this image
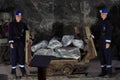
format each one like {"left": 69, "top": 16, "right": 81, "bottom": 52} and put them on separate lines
{"left": 105, "top": 67, "right": 112, "bottom": 78}
{"left": 11, "top": 69, "right": 16, "bottom": 74}
{"left": 11, "top": 69, "right": 17, "bottom": 79}
{"left": 104, "top": 74, "right": 112, "bottom": 78}
{"left": 19, "top": 67, "right": 27, "bottom": 77}
{"left": 98, "top": 67, "right": 106, "bottom": 77}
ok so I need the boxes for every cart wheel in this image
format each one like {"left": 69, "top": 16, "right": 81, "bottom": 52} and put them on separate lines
{"left": 62, "top": 64, "right": 73, "bottom": 76}
{"left": 47, "top": 65, "right": 55, "bottom": 76}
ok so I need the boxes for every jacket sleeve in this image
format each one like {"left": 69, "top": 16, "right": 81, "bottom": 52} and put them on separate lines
{"left": 25, "top": 23, "right": 28, "bottom": 31}
{"left": 24, "top": 24, "right": 32, "bottom": 39}
{"left": 91, "top": 21, "right": 101, "bottom": 38}
{"left": 105, "top": 22, "right": 113, "bottom": 43}
{"left": 8, "top": 23, "right": 14, "bottom": 44}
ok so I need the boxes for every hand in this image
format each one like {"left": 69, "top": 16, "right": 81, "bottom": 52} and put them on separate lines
{"left": 10, "top": 44, "right": 14, "bottom": 48}
{"left": 91, "top": 34, "right": 95, "bottom": 39}
{"left": 106, "top": 43, "right": 110, "bottom": 49}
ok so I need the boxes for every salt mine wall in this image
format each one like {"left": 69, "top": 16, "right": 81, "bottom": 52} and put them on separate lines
{"left": 0, "top": 0, "right": 120, "bottom": 63}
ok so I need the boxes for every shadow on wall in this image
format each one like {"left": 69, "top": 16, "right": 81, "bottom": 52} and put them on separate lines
{"left": 110, "top": 4, "right": 120, "bottom": 60}
{"left": 52, "top": 22, "right": 64, "bottom": 38}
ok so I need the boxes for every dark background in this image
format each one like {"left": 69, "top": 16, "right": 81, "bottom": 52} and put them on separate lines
{"left": 0, "top": 0, "right": 120, "bottom": 61}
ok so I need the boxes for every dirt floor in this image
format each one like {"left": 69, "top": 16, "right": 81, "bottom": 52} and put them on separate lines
{"left": 0, "top": 60, "right": 120, "bottom": 80}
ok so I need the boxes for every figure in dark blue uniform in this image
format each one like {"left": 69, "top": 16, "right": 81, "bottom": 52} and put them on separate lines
{"left": 8, "top": 10, "right": 28, "bottom": 77}
{"left": 92, "top": 8, "right": 113, "bottom": 77}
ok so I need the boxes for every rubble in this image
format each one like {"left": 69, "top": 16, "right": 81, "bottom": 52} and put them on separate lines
{"left": 47, "top": 38, "right": 62, "bottom": 49}
{"left": 72, "top": 39, "right": 84, "bottom": 49}
{"left": 32, "top": 35, "right": 84, "bottom": 59}
{"left": 62, "top": 35, "right": 74, "bottom": 47}
{"left": 55, "top": 47, "right": 81, "bottom": 59}
{"left": 31, "top": 40, "right": 48, "bottom": 52}
{"left": 34, "top": 49, "right": 57, "bottom": 57}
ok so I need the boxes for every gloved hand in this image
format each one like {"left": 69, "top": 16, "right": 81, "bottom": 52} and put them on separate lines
{"left": 90, "top": 34, "right": 95, "bottom": 39}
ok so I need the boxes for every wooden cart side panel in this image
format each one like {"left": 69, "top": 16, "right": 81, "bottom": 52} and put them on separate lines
{"left": 83, "top": 26, "right": 97, "bottom": 63}
{"left": 85, "top": 26, "right": 97, "bottom": 57}
{"left": 49, "top": 59, "right": 78, "bottom": 69}
{"left": 25, "top": 30, "right": 32, "bottom": 66}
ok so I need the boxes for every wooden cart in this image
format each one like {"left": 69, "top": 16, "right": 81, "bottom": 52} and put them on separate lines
{"left": 47, "top": 59, "right": 78, "bottom": 76}
{"left": 29, "top": 26, "right": 97, "bottom": 79}
{"left": 46, "top": 26, "right": 97, "bottom": 76}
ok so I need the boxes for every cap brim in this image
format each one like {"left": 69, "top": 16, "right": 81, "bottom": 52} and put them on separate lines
{"left": 16, "top": 13, "right": 22, "bottom": 16}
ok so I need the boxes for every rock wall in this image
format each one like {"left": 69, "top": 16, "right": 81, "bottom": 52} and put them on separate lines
{"left": 0, "top": 0, "right": 120, "bottom": 60}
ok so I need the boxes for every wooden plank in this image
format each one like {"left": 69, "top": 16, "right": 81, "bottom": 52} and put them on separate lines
{"left": 25, "top": 30, "right": 32, "bottom": 66}
{"left": 82, "top": 26, "right": 97, "bottom": 63}
{"left": 85, "top": 26, "right": 97, "bottom": 57}
{"left": 25, "top": 30, "right": 29, "bottom": 64}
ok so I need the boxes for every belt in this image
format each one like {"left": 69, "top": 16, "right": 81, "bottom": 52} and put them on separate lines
{"left": 101, "top": 33, "right": 105, "bottom": 36}
{"left": 14, "top": 36, "right": 24, "bottom": 40}
{"left": 15, "top": 37, "right": 21, "bottom": 39}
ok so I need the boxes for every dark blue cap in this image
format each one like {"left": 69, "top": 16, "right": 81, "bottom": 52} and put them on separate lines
{"left": 100, "top": 8, "right": 108, "bottom": 13}
{"left": 15, "top": 10, "right": 22, "bottom": 16}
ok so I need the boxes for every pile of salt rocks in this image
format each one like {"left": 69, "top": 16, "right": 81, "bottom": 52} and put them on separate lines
{"left": 31, "top": 35, "right": 84, "bottom": 59}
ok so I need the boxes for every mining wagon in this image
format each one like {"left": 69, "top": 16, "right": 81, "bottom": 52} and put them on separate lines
{"left": 29, "top": 26, "right": 97, "bottom": 76}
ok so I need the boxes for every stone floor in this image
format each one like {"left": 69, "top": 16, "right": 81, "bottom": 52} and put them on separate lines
{"left": 0, "top": 60, "right": 120, "bottom": 80}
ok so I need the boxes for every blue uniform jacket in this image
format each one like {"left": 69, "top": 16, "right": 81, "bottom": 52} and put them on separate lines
{"left": 8, "top": 21, "right": 28, "bottom": 44}
{"left": 92, "top": 19, "right": 113, "bottom": 44}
